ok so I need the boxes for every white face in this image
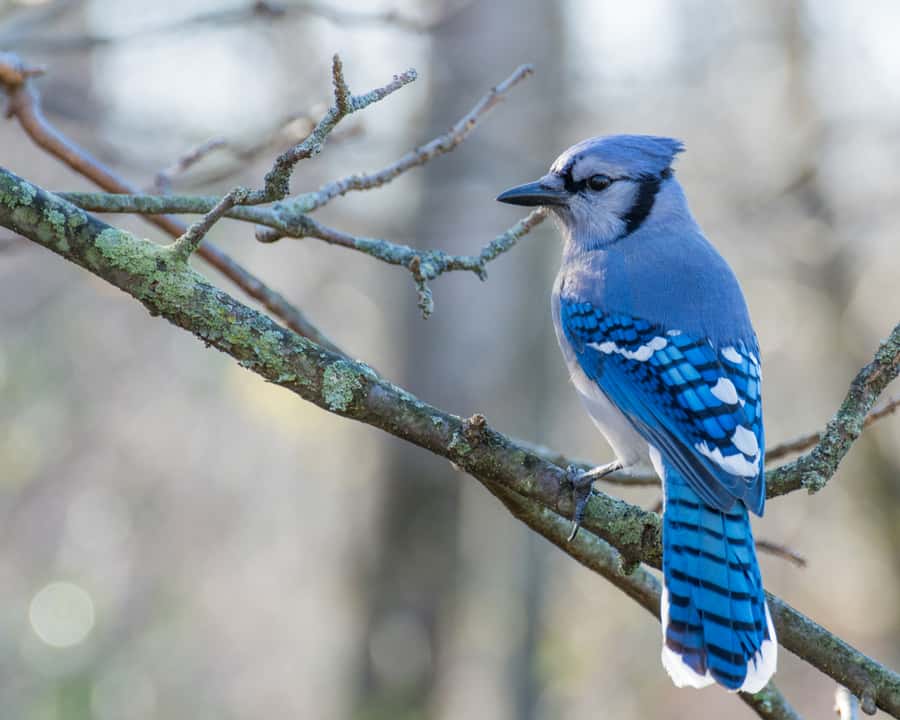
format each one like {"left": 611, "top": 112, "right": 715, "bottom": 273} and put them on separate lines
{"left": 542, "top": 155, "right": 646, "bottom": 247}
{"left": 496, "top": 136, "right": 678, "bottom": 249}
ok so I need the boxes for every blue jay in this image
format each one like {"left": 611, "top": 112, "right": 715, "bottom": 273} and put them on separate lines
{"left": 497, "top": 135, "right": 776, "bottom": 693}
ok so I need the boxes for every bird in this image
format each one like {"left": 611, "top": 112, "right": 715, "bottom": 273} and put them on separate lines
{"left": 496, "top": 135, "right": 776, "bottom": 693}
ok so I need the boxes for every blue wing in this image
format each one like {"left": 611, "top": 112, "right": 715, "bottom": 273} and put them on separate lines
{"left": 560, "top": 298, "right": 765, "bottom": 514}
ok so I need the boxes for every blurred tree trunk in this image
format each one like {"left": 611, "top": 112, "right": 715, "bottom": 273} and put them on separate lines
{"left": 351, "top": 2, "right": 565, "bottom": 718}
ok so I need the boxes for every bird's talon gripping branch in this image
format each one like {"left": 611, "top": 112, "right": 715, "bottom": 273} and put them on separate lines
{"left": 562, "top": 460, "right": 623, "bottom": 542}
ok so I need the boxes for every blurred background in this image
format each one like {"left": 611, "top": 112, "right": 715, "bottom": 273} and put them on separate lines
{"left": 1, "top": 0, "right": 899, "bottom": 718}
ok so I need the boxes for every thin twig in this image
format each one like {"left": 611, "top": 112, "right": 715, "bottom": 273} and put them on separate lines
{"left": 171, "top": 187, "right": 251, "bottom": 258}
{"left": 756, "top": 539, "right": 807, "bottom": 568}
{"left": 0, "top": 52, "right": 44, "bottom": 87}
{"left": 292, "top": 63, "right": 535, "bottom": 213}
{"left": 168, "top": 55, "right": 417, "bottom": 256}
{"left": 154, "top": 137, "right": 228, "bottom": 193}
{"left": 766, "top": 395, "right": 900, "bottom": 463}
{"left": 261, "top": 209, "right": 548, "bottom": 316}
{"left": 250, "top": 55, "right": 417, "bottom": 205}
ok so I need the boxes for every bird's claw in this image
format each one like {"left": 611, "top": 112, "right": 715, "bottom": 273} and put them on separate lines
{"left": 562, "top": 464, "right": 595, "bottom": 542}
{"left": 561, "top": 460, "right": 624, "bottom": 542}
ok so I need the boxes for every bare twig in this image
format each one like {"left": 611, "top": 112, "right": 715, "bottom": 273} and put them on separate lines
{"left": 756, "top": 539, "right": 807, "bottom": 568}
{"left": 168, "top": 55, "right": 417, "bottom": 256}
{"left": 171, "top": 187, "right": 251, "bottom": 258}
{"left": 154, "top": 137, "right": 227, "bottom": 193}
{"left": 0, "top": 51, "right": 341, "bottom": 354}
{"left": 250, "top": 56, "right": 417, "bottom": 205}
{"left": 261, "top": 208, "right": 548, "bottom": 316}
{"left": 767, "top": 395, "right": 900, "bottom": 463}
{"left": 4, "top": 176, "right": 899, "bottom": 716}
{"left": 292, "top": 64, "right": 535, "bottom": 213}
{"left": 0, "top": 52, "right": 44, "bottom": 87}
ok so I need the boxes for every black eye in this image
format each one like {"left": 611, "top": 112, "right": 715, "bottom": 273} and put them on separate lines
{"left": 587, "top": 174, "right": 612, "bottom": 192}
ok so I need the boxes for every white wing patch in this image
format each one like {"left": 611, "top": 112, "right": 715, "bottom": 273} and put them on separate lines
{"left": 694, "top": 440, "right": 760, "bottom": 478}
{"left": 721, "top": 346, "right": 743, "bottom": 364}
{"left": 731, "top": 425, "right": 759, "bottom": 457}
{"left": 710, "top": 377, "right": 739, "bottom": 405}
{"left": 589, "top": 336, "right": 667, "bottom": 362}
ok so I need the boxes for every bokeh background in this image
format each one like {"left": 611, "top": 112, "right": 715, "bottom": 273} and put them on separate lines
{"left": 1, "top": 0, "right": 899, "bottom": 718}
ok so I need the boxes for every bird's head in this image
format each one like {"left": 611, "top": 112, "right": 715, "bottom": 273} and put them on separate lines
{"left": 497, "top": 134, "right": 684, "bottom": 250}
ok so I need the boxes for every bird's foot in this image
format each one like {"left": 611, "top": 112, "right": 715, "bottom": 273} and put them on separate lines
{"left": 561, "top": 460, "right": 623, "bottom": 542}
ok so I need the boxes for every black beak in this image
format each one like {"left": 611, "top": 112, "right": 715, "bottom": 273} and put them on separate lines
{"left": 496, "top": 180, "right": 568, "bottom": 207}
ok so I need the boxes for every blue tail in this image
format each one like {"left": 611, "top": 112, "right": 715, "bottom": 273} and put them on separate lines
{"left": 661, "top": 464, "right": 776, "bottom": 692}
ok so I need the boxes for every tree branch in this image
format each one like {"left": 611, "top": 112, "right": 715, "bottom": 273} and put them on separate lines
{"left": 248, "top": 55, "right": 418, "bottom": 206}
{"left": 2, "top": 169, "right": 897, "bottom": 716}
{"left": 59, "top": 190, "right": 547, "bottom": 317}
{"left": 166, "top": 54, "right": 416, "bottom": 257}
{"left": 0, "top": 52, "right": 341, "bottom": 354}
{"left": 447, "top": 485, "right": 803, "bottom": 719}
{"left": 56, "top": 61, "right": 539, "bottom": 315}
{"left": 289, "top": 63, "right": 535, "bottom": 213}
{"left": 766, "top": 330, "right": 900, "bottom": 498}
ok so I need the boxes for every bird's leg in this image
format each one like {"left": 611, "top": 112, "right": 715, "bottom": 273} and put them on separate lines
{"left": 562, "top": 460, "right": 624, "bottom": 542}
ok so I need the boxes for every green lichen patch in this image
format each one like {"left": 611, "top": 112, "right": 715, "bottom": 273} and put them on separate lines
{"left": 42, "top": 207, "right": 69, "bottom": 251}
{"left": 94, "top": 228, "right": 157, "bottom": 272}
{"left": 67, "top": 210, "right": 87, "bottom": 229}
{"left": 0, "top": 179, "right": 36, "bottom": 209}
{"left": 322, "top": 360, "right": 362, "bottom": 412}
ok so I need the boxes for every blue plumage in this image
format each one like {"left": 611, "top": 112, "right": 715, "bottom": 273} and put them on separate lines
{"left": 498, "top": 134, "right": 777, "bottom": 692}
{"left": 663, "top": 466, "right": 770, "bottom": 689}
{"left": 559, "top": 301, "right": 765, "bottom": 514}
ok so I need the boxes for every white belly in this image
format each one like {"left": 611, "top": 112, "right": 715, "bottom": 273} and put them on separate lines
{"left": 567, "top": 359, "right": 652, "bottom": 469}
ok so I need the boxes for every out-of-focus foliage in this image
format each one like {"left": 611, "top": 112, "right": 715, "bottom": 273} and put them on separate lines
{"left": 0, "top": 1, "right": 897, "bottom": 718}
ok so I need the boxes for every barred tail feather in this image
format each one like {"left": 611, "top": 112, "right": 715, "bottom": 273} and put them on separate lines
{"left": 653, "top": 450, "right": 777, "bottom": 692}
